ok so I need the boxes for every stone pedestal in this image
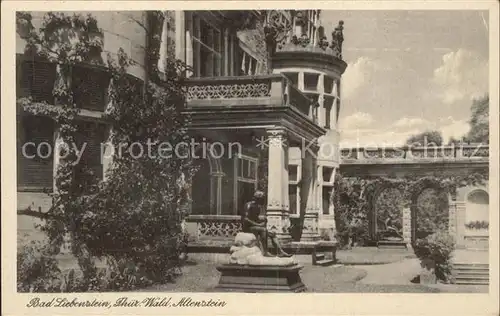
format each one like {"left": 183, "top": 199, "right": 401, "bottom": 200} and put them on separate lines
{"left": 213, "top": 232, "right": 306, "bottom": 292}
{"left": 214, "top": 264, "right": 306, "bottom": 293}
{"left": 300, "top": 212, "right": 320, "bottom": 241}
{"left": 419, "top": 258, "right": 437, "bottom": 284}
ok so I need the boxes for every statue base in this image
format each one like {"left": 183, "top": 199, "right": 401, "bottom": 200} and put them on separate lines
{"left": 214, "top": 264, "right": 306, "bottom": 293}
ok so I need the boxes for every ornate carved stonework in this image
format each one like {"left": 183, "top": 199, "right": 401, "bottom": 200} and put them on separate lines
{"left": 198, "top": 220, "right": 242, "bottom": 239}
{"left": 330, "top": 20, "right": 344, "bottom": 59}
{"left": 263, "top": 10, "right": 293, "bottom": 53}
{"left": 186, "top": 83, "right": 271, "bottom": 101}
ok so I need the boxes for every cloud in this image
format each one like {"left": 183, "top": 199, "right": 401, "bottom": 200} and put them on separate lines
{"left": 438, "top": 117, "right": 470, "bottom": 141}
{"left": 341, "top": 57, "right": 381, "bottom": 99}
{"left": 340, "top": 128, "right": 420, "bottom": 147}
{"left": 339, "top": 115, "right": 470, "bottom": 147}
{"left": 432, "top": 49, "right": 488, "bottom": 104}
{"left": 340, "top": 112, "right": 374, "bottom": 129}
{"left": 392, "top": 117, "right": 430, "bottom": 129}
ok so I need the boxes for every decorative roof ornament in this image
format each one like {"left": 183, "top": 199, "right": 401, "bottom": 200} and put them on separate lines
{"left": 263, "top": 10, "right": 292, "bottom": 53}
{"left": 263, "top": 10, "right": 293, "bottom": 72}
{"left": 330, "top": 20, "right": 344, "bottom": 59}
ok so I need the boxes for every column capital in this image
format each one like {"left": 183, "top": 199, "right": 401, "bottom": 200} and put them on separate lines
{"left": 266, "top": 127, "right": 287, "bottom": 138}
{"left": 266, "top": 128, "right": 288, "bottom": 148}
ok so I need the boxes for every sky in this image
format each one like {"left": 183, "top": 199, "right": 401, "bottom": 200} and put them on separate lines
{"left": 321, "top": 10, "right": 489, "bottom": 147}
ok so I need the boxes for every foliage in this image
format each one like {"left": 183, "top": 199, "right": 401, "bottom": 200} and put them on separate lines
{"left": 16, "top": 11, "right": 193, "bottom": 291}
{"left": 17, "top": 241, "right": 62, "bottom": 293}
{"left": 465, "top": 95, "right": 489, "bottom": 144}
{"left": 374, "top": 187, "right": 404, "bottom": 237}
{"left": 333, "top": 173, "right": 370, "bottom": 248}
{"left": 406, "top": 130, "right": 444, "bottom": 146}
{"left": 415, "top": 188, "right": 449, "bottom": 235}
{"left": 465, "top": 220, "right": 489, "bottom": 230}
{"left": 413, "top": 231, "right": 455, "bottom": 282}
{"left": 333, "top": 171, "right": 488, "bottom": 246}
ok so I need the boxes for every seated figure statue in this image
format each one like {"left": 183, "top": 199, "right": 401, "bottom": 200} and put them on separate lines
{"left": 241, "top": 191, "right": 291, "bottom": 257}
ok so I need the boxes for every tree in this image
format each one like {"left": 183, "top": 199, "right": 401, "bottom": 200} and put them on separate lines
{"left": 16, "top": 11, "right": 194, "bottom": 291}
{"left": 465, "top": 95, "right": 489, "bottom": 144}
{"left": 406, "top": 130, "right": 443, "bottom": 146}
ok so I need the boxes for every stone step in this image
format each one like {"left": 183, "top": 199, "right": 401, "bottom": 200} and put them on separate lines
{"left": 454, "top": 279, "right": 489, "bottom": 285}
{"left": 377, "top": 245, "right": 407, "bottom": 249}
{"left": 455, "top": 274, "right": 489, "bottom": 280}
{"left": 314, "top": 253, "right": 325, "bottom": 260}
{"left": 453, "top": 263, "right": 488, "bottom": 269}
{"left": 455, "top": 270, "right": 489, "bottom": 275}
{"left": 315, "top": 259, "right": 336, "bottom": 266}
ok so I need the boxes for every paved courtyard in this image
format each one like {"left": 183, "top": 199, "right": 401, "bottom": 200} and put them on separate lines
{"left": 140, "top": 248, "right": 488, "bottom": 293}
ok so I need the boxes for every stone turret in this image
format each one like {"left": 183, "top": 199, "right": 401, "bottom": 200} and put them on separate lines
{"left": 263, "top": 10, "right": 347, "bottom": 241}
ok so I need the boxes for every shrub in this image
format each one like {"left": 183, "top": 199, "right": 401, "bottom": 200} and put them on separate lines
{"left": 413, "top": 231, "right": 455, "bottom": 282}
{"left": 465, "top": 220, "right": 489, "bottom": 230}
{"left": 333, "top": 175, "right": 370, "bottom": 248}
{"left": 17, "top": 241, "right": 62, "bottom": 292}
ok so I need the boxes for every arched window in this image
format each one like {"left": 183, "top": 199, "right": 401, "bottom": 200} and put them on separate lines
{"left": 465, "top": 189, "right": 489, "bottom": 232}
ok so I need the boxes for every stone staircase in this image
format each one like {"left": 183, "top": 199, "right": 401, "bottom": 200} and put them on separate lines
{"left": 452, "top": 263, "right": 489, "bottom": 285}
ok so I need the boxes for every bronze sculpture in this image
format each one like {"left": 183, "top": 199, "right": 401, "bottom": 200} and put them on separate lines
{"left": 241, "top": 191, "right": 292, "bottom": 257}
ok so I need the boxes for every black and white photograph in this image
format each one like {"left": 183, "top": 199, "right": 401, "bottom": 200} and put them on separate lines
{"left": 2, "top": 2, "right": 499, "bottom": 315}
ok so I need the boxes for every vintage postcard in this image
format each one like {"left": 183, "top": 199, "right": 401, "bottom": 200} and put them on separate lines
{"left": 1, "top": 1, "right": 499, "bottom": 315}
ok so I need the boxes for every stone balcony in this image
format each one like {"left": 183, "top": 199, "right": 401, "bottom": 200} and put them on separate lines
{"left": 339, "top": 145, "right": 489, "bottom": 178}
{"left": 184, "top": 75, "right": 325, "bottom": 142}
{"left": 340, "top": 145, "right": 489, "bottom": 164}
{"left": 186, "top": 75, "right": 313, "bottom": 118}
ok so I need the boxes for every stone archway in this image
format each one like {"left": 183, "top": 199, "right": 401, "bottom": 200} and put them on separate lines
{"left": 365, "top": 179, "right": 406, "bottom": 243}
{"left": 408, "top": 178, "right": 450, "bottom": 243}
{"left": 373, "top": 187, "right": 405, "bottom": 241}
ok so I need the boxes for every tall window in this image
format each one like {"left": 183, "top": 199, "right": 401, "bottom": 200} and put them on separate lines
{"left": 191, "top": 14, "right": 223, "bottom": 77}
{"left": 321, "top": 166, "right": 335, "bottom": 215}
{"left": 234, "top": 155, "right": 258, "bottom": 214}
{"left": 17, "top": 115, "right": 55, "bottom": 190}
{"left": 238, "top": 46, "right": 259, "bottom": 76}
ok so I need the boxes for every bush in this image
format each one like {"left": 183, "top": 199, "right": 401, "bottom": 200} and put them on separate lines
{"left": 413, "top": 231, "right": 455, "bottom": 282}
{"left": 333, "top": 175, "right": 370, "bottom": 248}
{"left": 17, "top": 241, "right": 62, "bottom": 292}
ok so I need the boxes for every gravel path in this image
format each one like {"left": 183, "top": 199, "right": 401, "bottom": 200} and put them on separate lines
{"left": 138, "top": 253, "right": 486, "bottom": 293}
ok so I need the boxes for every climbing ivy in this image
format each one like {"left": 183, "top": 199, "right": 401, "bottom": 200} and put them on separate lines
{"left": 17, "top": 11, "right": 194, "bottom": 290}
{"left": 17, "top": 12, "right": 105, "bottom": 286}
{"left": 333, "top": 170, "right": 489, "bottom": 247}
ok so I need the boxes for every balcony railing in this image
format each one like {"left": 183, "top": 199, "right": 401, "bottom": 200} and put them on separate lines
{"left": 340, "top": 145, "right": 489, "bottom": 163}
{"left": 185, "top": 75, "right": 315, "bottom": 121}
{"left": 185, "top": 215, "right": 241, "bottom": 242}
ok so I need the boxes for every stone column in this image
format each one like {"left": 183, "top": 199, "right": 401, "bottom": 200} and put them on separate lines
{"left": 102, "top": 131, "right": 114, "bottom": 181}
{"left": 448, "top": 200, "right": 457, "bottom": 240}
{"left": 52, "top": 126, "right": 63, "bottom": 193}
{"left": 300, "top": 144, "right": 320, "bottom": 242}
{"left": 402, "top": 207, "right": 412, "bottom": 246}
{"left": 175, "top": 11, "right": 185, "bottom": 62}
{"left": 455, "top": 201, "right": 466, "bottom": 248}
{"left": 102, "top": 79, "right": 115, "bottom": 181}
{"left": 224, "top": 28, "right": 229, "bottom": 76}
{"left": 266, "top": 128, "right": 291, "bottom": 242}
